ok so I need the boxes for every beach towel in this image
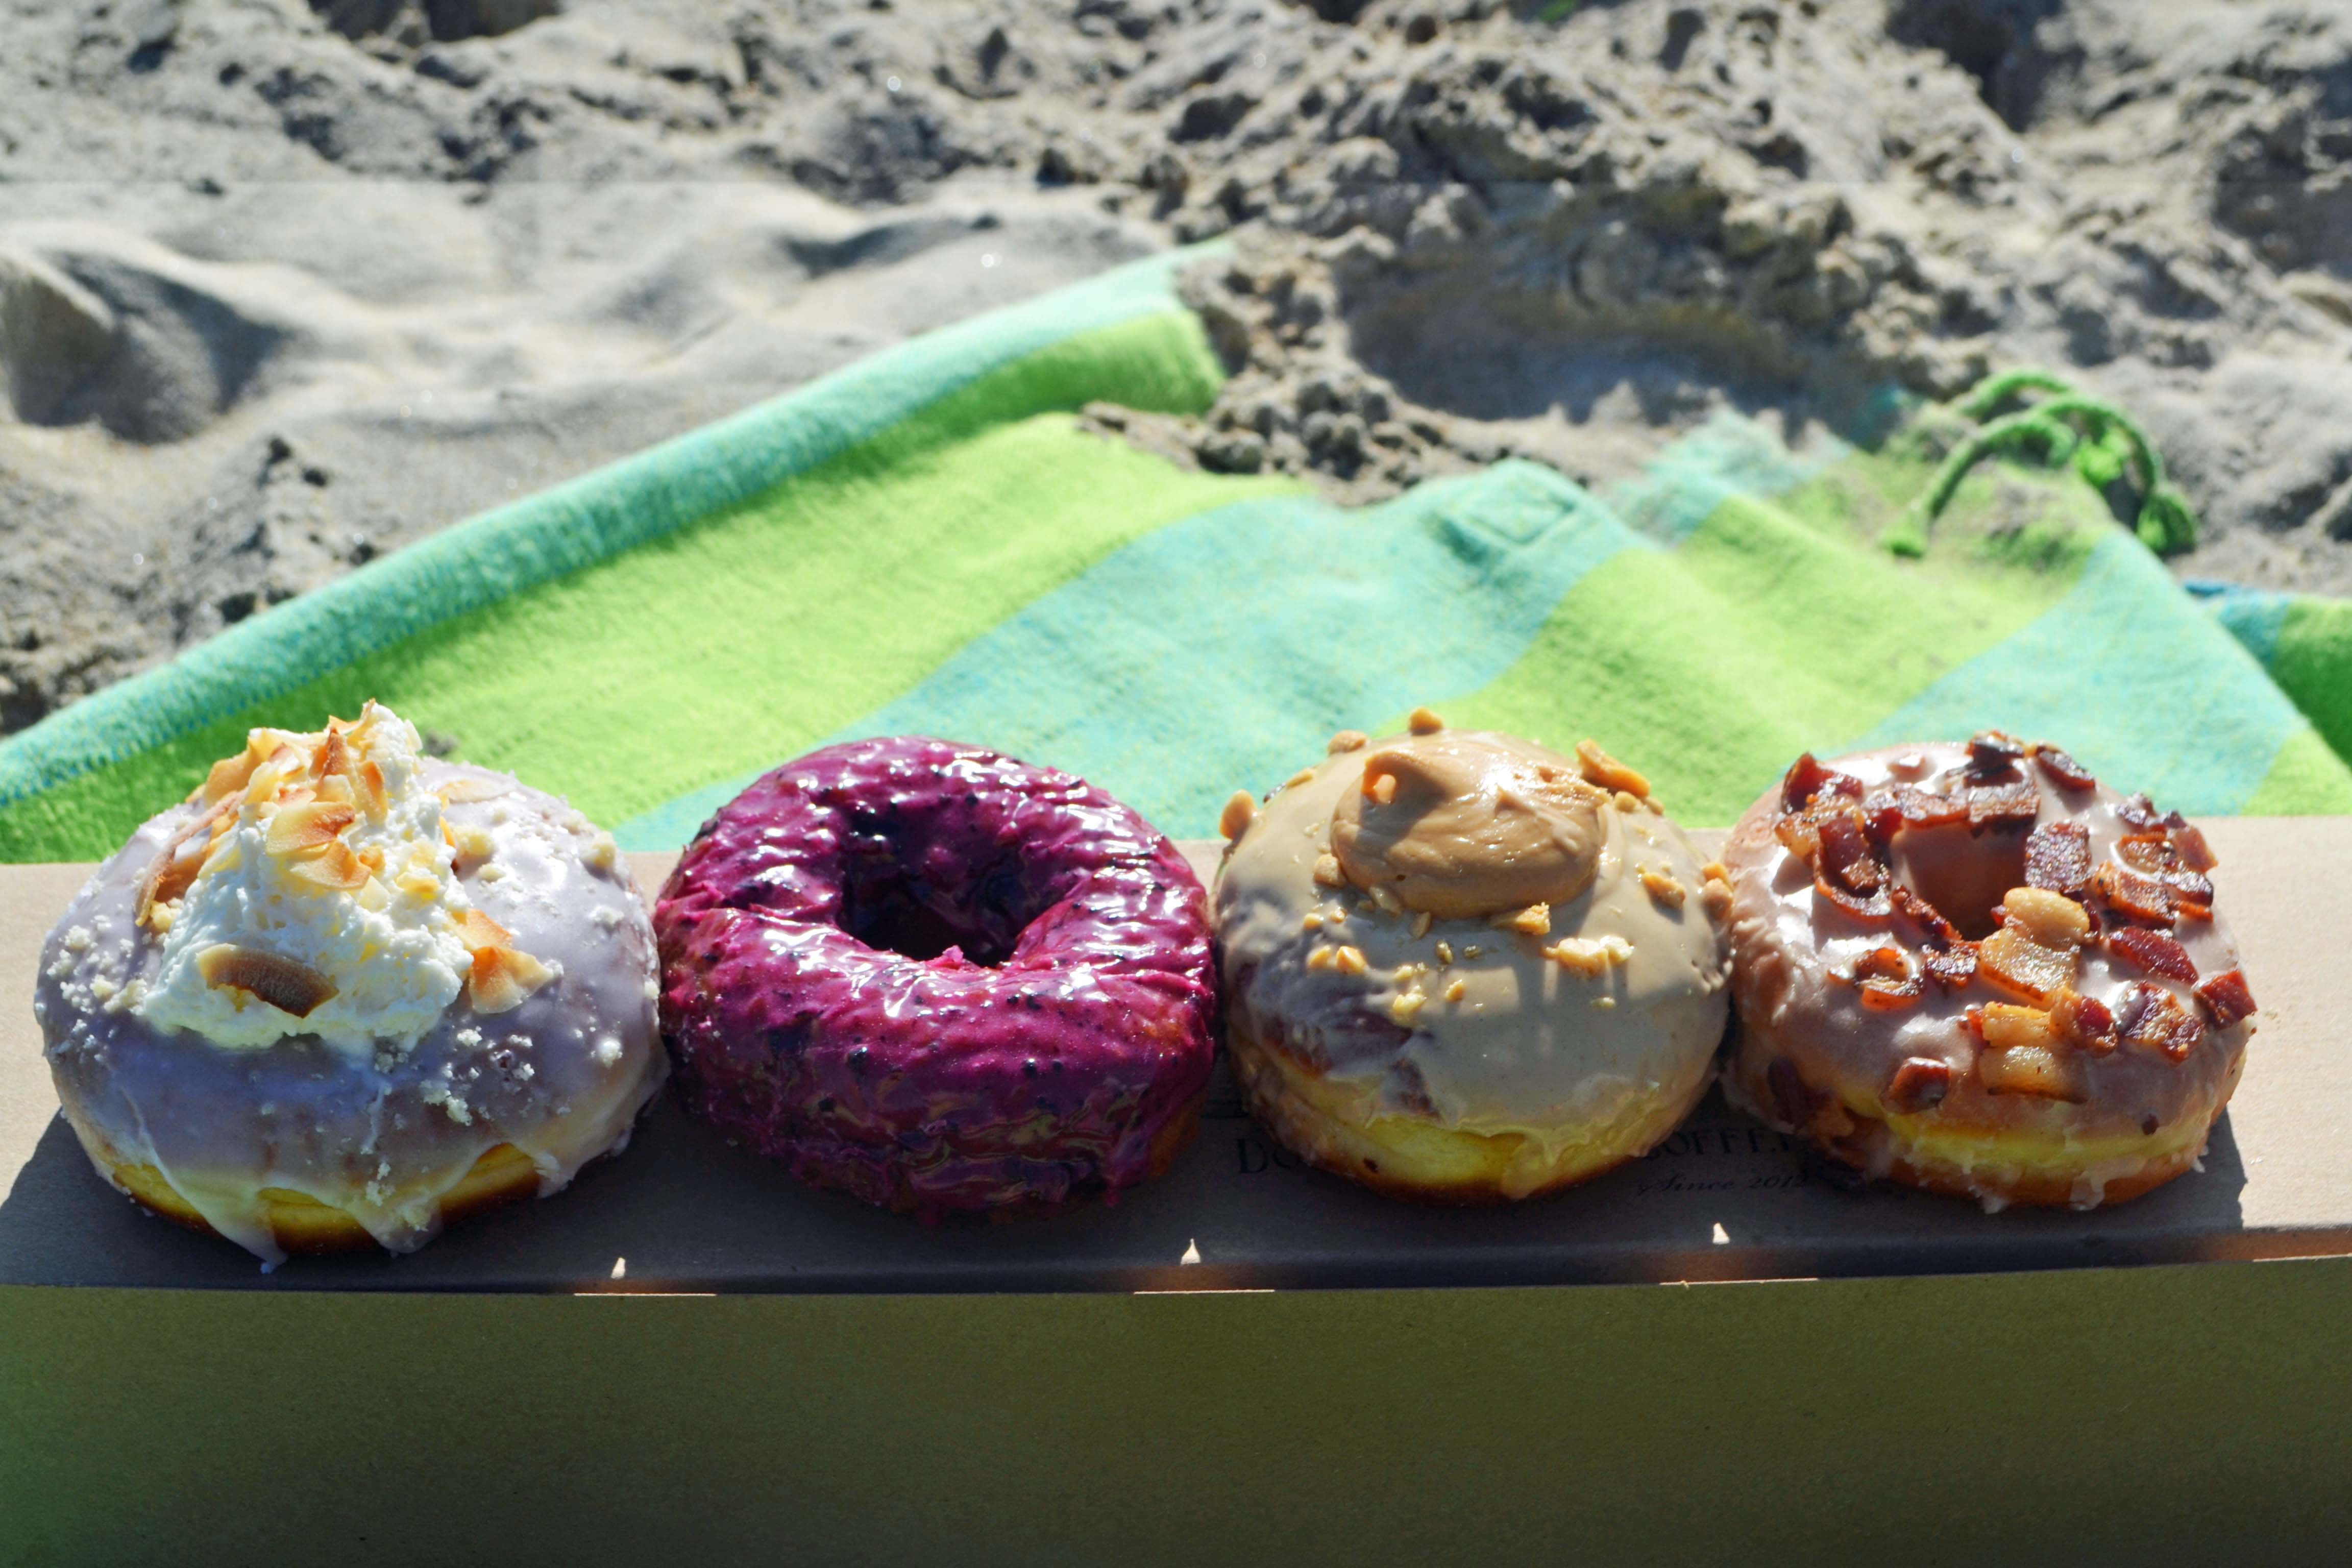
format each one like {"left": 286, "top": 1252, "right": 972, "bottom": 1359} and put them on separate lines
{"left": 3, "top": 244, "right": 2346, "bottom": 865}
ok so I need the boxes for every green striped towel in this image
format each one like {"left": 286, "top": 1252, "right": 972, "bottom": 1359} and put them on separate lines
{"left": 3, "top": 244, "right": 2346, "bottom": 864}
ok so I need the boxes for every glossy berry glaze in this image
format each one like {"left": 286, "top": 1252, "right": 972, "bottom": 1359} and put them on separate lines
{"left": 654, "top": 738, "right": 1218, "bottom": 1216}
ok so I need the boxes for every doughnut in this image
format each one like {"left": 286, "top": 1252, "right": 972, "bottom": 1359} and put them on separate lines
{"left": 1212, "top": 714, "right": 1731, "bottom": 1202}
{"left": 653, "top": 736, "right": 1217, "bottom": 1216}
{"left": 35, "top": 702, "right": 666, "bottom": 1264}
{"left": 1720, "top": 734, "right": 2259, "bottom": 1210}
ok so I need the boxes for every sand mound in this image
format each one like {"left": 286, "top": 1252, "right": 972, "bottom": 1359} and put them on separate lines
{"left": 2, "top": 0, "right": 2349, "bottom": 732}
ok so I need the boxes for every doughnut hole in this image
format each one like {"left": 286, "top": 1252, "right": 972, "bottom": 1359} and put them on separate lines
{"left": 1890, "top": 818, "right": 2031, "bottom": 939}
{"left": 836, "top": 841, "right": 1048, "bottom": 966}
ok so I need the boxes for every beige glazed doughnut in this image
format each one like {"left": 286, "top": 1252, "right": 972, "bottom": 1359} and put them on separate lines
{"left": 1212, "top": 713, "right": 1731, "bottom": 1203}
{"left": 1721, "top": 734, "right": 2258, "bottom": 1211}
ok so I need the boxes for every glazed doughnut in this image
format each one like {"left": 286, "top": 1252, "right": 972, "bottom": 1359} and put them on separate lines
{"left": 654, "top": 737, "right": 1217, "bottom": 1215}
{"left": 36, "top": 702, "right": 665, "bottom": 1264}
{"left": 1721, "top": 734, "right": 2258, "bottom": 1210}
{"left": 1213, "top": 715, "right": 1731, "bottom": 1203}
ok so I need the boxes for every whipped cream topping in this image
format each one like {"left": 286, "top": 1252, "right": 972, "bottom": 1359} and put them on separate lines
{"left": 134, "top": 701, "right": 545, "bottom": 1055}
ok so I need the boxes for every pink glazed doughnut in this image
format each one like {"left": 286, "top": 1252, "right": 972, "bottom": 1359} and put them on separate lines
{"left": 1720, "top": 734, "right": 2258, "bottom": 1211}
{"left": 654, "top": 737, "right": 1217, "bottom": 1216}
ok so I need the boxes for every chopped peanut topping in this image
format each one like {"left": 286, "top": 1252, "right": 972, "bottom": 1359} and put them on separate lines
{"left": 1301, "top": 912, "right": 1324, "bottom": 932}
{"left": 1312, "top": 853, "right": 1345, "bottom": 888}
{"left": 1638, "top": 867, "right": 1687, "bottom": 908}
{"left": 1497, "top": 903, "right": 1551, "bottom": 936}
{"left": 1612, "top": 790, "right": 1643, "bottom": 814}
{"left": 1407, "top": 706, "right": 1445, "bottom": 735}
{"left": 1218, "top": 790, "right": 1257, "bottom": 841}
{"left": 1306, "top": 947, "right": 1337, "bottom": 972}
{"left": 1546, "top": 933, "right": 1633, "bottom": 976}
{"left": 1286, "top": 768, "right": 1318, "bottom": 790}
{"left": 1333, "top": 945, "right": 1369, "bottom": 975}
{"left": 1702, "top": 860, "right": 1732, "bottom": 885}
{"left": 1410, "top": 911, "right": 1434, "bottom": 939}
{"left": 1327, "top": 730, "right": 1369, "bottom": 754}
{"left": 1434, "top": 940, "right": 1453, "bottom": 965}
{"left": 1444, "top": 978, "right": 1467, "bottom": 1002}
{"left": 1368, "top": 772, "right": 1399, "bottom": 806}
{"left": 1388, "top": 991, "right": 1429, "bottom": 1026}
{"left": 1575, "top": 740, "right": 1649, "bottom": 797}
{"left": 1368, "top": 885, "right": 1404, "bottom": 916}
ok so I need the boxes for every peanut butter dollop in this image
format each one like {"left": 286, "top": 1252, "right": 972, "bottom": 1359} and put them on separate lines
{"left": 1330, "top": 732, "right": 1609, "bottom": 919}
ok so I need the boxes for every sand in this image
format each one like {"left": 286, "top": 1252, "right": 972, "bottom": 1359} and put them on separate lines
{"left": 3, "top": 0, "right": 2348, "bottom": 734}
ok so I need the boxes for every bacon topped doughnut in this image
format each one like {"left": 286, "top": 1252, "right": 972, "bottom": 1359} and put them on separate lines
{"left": 1721, "top": 734, "right": 2257, "bottom": 1210}
{"left": 654, "top": 737, "right": 1217, "bottom": 1216}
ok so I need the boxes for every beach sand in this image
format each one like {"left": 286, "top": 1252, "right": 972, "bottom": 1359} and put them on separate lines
{"left": 3, "top": 0, "right": 2348, "bottom": 732}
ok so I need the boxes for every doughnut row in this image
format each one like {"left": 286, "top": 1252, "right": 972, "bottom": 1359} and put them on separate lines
{"left": 38, "top": 705, "right": 2261, "bottom": 1263}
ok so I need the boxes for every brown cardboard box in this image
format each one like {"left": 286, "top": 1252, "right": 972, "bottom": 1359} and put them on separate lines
{"left": 3, "top": 823, "right": 2349, "bottom": 1561}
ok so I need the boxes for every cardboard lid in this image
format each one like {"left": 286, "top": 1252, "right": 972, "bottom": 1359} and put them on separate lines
{"left": 3, "top": 820, "right": 2343, "bottom": 1291}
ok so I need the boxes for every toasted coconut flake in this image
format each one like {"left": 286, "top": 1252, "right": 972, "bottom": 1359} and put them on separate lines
{"left": 1575, "top": 740, "right": 1648, "bottom": 797}
{"left": 1885, "top": 1056, "right": 1952, "bottom": 1113}
{"left": 470, "top": 944, "right": 553, "bottom": 1015}
{"left": 437, "top": 776, "right": 512, "bottom": 805}
{"left": 283, "top": 838, "right": 368, "bottom": 891}
{"left": 264, "top": 800, "right": 357, "bottom": 858}
{"left": 2116, "top": 982, "right": 2204, "bottom": 1061}
{"left": 196, "top": 944, "right": 337, "bottom": 1018}
{"left": 455, "top": 908, "right": 512, "bottom": 952}
{"left": 358, "top": 760, "right": 389, "bottom": 821}
{"left": 313, "top": 723, "right": 352, "bottom": 784}
{"left": 2108, "top": 925, "right": 2198, "bottom": 983}
{"left": 2193, "top": 969, "right": 2258, "bottom": 1028}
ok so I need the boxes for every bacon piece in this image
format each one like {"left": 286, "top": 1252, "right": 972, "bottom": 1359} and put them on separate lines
{"left": 1976, "top": 1005, "right": 2087, "bottom": 1100}
{"left": 1834, "top": 946, "right": 1923, "bottom": 1011}
{"left": 2107, "top": 926, "right": 2198, "bottom": 983}
{"left": 2193, "top": 969, "right": 2258, "bottom": 1028}
{"left": 2023, "top": 820, "right": 2092, "bottom": 898}
{"left": 2116, "top": 834, "right": 2175, "bottom": 876}
{"left": 196, "top": 944, "right": 338, "bottom": 1018}
{"left": 1780, "top": 752, "right": 1862, "bottom": 812}
{"left": 2115, "top": 793, "right": 2165, "bottom": 833}
{"left": 1774, "top": 812, "right": 1822, "bottom": 863}
{"left": 2168, "top": 823, "right": 2218, "bottom": 873}
{"left": 1922, "top": 944, "right": 1979, "bottom": 990}
{"left": 1885, "top": 1056, "right": 1952, "bottom": 1113}
{"left": 1967, "top": 731, "right": 2027, "bottom": 770}
{"left": 1892, "top": 885, "right": 1965, "bottom": 949}
{"left": 1880, "top": 784, "right": 1968, "bottom": 828}
{"left": 2116, "top": 982, "right": 2205, "bottom": 1062}
{"left": 2028, "top": 742, "right": 2096, "bottom": 790}
{"left": 2050, "top": 990, "right": 2118, "bottom": 1055}
{"left": 1965, "top": 775, "right": 2041, "bottom": 831}
{"left": 1815, "top": 876, "right": 1894, "bottom": 922}
{"left": 1978, "top": 924, "right": 2078, "bottom": 1004}
{"left": 1816, "top": 813, "right": 1886, "bottom": 895}
{"left": 2091, "top": 862, "right": 2175, "bottom": 925}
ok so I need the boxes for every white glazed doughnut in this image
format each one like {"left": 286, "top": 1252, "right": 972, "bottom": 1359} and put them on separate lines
{"left": 1720, "top": 735, "right": 2257, "bottom": 1211}
{"left": 35, "top": 703, "right": 665, "bottom": 1264}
